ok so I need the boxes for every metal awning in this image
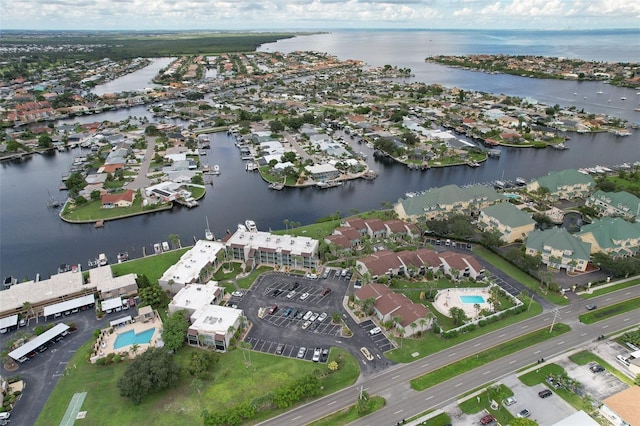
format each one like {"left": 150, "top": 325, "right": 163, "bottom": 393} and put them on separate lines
{"left": 101, "top": 297, "right": 122, "bottom": 311}
{"left": 9, "top": 323, "right": 70, "bottom": 361}
{"left": 109, "top": 315, "right": 132, "bottom": 327}
{"left": 43, "top": 294, "right": 95, "bottom": 317}
{"left": 0, "top": 314, "right": 18, "bottom": 329}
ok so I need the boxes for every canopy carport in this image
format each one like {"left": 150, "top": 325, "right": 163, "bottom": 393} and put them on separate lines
{"left": 109, "top": 315, "right": 132, "bottom": 327}
{"left": 0, "top": 314, "right": 18, "bottom": 331}
{"left": 101, "top": 297, "right": 122, "bottom": 312}
{"left": 43, "top": 294, "right": 95, "bottom": 318}
{"left": 9, "top": 323, "right": 70, "bottom": 362}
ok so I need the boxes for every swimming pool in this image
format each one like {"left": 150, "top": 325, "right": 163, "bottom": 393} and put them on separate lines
{"left": 114, "top": 328, "right": 155, "bottom": 349}
{"left": 459, "top": 295, "right": 486, "bottom": 304}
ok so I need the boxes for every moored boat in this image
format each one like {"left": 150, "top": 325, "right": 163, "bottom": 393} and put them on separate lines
{"left": 117, "top": 252, "right": 129, "bottom": 263}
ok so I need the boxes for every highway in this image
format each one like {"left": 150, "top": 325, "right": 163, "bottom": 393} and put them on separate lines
{"left": 259, "top": 285, "right": 640, "bottom": 426}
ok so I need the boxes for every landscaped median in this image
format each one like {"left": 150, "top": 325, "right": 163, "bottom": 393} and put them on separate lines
{"left": 308, "top": 395, "right": 385, "bottom": 426}
{"left": 410, "top": 324, "right": 571, "bottom": 391}
{"left": 578, "top": 297, "right": 640, "bottom": 324}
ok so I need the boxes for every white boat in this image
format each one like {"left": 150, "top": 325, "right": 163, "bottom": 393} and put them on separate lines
{"left": 597, "top": 91, "right": 603, "bottom": 95}
{"left": 205, "top": 216, "right": 214, "bottom": 241}
{"left": 153, "top": 243, "right": 162, "bottom": 254}
{"left": 212, "top": 165, "right": 220, "bottom": 175}
{"left": 117, "top": 252, "right": 129, "bottom": 263}
{"left": 245, "top": 219, "right": 257, "bottom": 233}
{"left": 620, "top": 97, "right": 627, "bottom": 100}
{"left": 162, "top": 241, "right": 170, "bottom": 251}
{"left": 98, "top": 253, "right": 108, "bottom": 266}
{"left": 515, "top": 177, "right": 527, "bottom": 185}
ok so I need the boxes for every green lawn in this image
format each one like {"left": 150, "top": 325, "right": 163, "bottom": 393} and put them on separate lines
{"left": 579, "top": 297, "right": 640, "bottom": 324}
{"left": 472, "top": 246, "right": 568, "bottom": 305}
{"left": 61, "top": 198, "right": 172, "bottom": 222}
{"left": 410, "top": 324, "right": 570, "bottom": 391}
{"left": 272, "top": 219, "right": 341, "bottom": 240}
{"left": 458, "top": 384, "right": 514, "bottom": 425}
{"left": 386, "top": 299, "right": 543, "bottom": 363}
{"left": 416, "top": 412, "right": 453, "bottom": 426}
{"left": 308, "top": 396, "right": 385, "bottom": 426}
{"left": 36, "top": 344, "right": 359, "bottom": 426}
{"left": 583, "top": 278, "right": 640, "bottom": 298}
{"left": 111, "top": 248, "right": 190, "bottom": 284}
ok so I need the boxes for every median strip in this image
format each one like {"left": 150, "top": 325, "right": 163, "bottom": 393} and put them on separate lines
{"left": 410, "top": 324, "right": 570, "bottom": 391}
{"left": 579, "top": 297, "right": 640, "bottom": 324}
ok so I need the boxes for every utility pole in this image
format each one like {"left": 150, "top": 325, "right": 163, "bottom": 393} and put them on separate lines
{"left": 549, "top": 309, "right": 560, "bottom": 333}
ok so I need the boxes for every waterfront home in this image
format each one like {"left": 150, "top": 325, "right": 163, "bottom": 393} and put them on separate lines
{"left": 524, "top": 227, "right": 591, "bottom": 273}
{"left": 526, "top": 169, "right": 595, "bottom": 201}
{"left": 394, "top": 184, "right": 503, "bottom": 221}
{"left": 576, "top": 217, "right": 640, "bottom": 258}
{"left": 585, "top": 190, "right": 640, "bottom": 222}
{"left": 101, "top": 189, "right": 135, "bottom": 208}
{"left": 305, "top": 163, "right": 340, "bottom": 182}
{"left": 159, "top": 240, "right": 226, "bottom": 293}
{"left": 477, "top": 202, "right": 536, "bottom": 244}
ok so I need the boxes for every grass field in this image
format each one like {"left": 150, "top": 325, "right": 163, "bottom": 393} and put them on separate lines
{"left": 410, "top": 324, "right": 571, "bottom": 391}
{"left": 308, "top": 396, "right": 385, "bottom": 426}
{"left": 36, "top": 343, "right": 359, "bottom": 426}
{"left": 583, "top": 278, "right": 640, "bottom": 298}
{"left": 578, "top": 297, "right": 640, "bottom": 324}
{"left": 110, "top": 248, "right": 190, "bottom": 284}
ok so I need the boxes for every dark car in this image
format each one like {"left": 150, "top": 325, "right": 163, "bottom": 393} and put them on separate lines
{"left": 268, "top": 304, "right": 278, "bottom": 315}
{"left": 321, "top": 287, "right": 332, "bottom": 296}
{"left": 538, "top": 389, "right": 553, "bottom": 398}
{"left": 289, "top": 282, "right": 300, "bottom": 291}
{"left": 295, "top": 310, "right": 305, "bottom": 319}
{"left": 309, "top": 322, "right": 319, "bottom": 331}
{"left": 272, "top": 289, "right": 282, "bottom": 297}
{"left": 480, "top": 414, "right": 495, "bottom": 425}
{"left": 590, "top": 364, "right": 605, "bottom": 373}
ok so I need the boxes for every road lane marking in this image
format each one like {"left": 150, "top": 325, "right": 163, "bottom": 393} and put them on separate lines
{"left": 544, "top": 317, "right": 550, "bottom": 321}
{"left": 499, "top": 333, "right": 506, "bottom": 337}
{"left": 603, "top": 325, "right": 609, "bottom": 329}
{"left": 624, "top": 318, "right": 630, "bottom": 322}
{"left": 392, "top": 375, "right": 400, "bottom": 380}
{"left": 522, "top": 325, "right": 528, "bottom": 329}
{"left": 327, "top": 401, "right": 337, "bottom": 405}
{"left": 606, "top": 297, "right": 612, "bottom": 301}
{"left": 474, "top": 343, "right": 481, "bottom": 347}
{"left": 454, "top": 383, "right": 463, "bottom": 387}
{"left": 448, "top": 352, "right": 457, "bottom": 357}
{"left": 292, "top": 416, "right": 301, "bottom": 421}
{"left": 483, "top": 371, "right": 491, "bottom": 375}
{"left": 395, "top": 410, "right": 404, "bottom": 414}
{"left": 425, "top": 396, "right": 433, "bottom": 401}
{"left": 625, "top": 292, "right": 631, "bottom": 295}
{"left": 509, "top": 360, "right": 516, "bottom": 364}
{"left": 558, "top": 341, "right": 565, "bottom": 345}
{"left": 581, "top": 333, "right": 588, "bottom": 336}
{"left": 534, "top": 350, "right": 541, "bottom": 354}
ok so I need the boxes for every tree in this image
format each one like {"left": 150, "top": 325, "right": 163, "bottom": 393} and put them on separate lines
{"left": 281, "top": 151, "right": 297, "bottom": 163}
{"left": 186, "top": 350, "right": 218, "bottom": 379}
{"left": 90, "top": 190, "right": 101, "bottom": 201}
{"left": 136, "top": 274, "right": 151, "bottom": 289}
{"left": 356, "top": 389, "right": 371, "bottom": 414}
{"left": 162, "top": 310, "right": 189, "bottom": 351}
{"left": 38, "top": 134, "right": 53, "bottom": 149}
{"left": 449, "top": 306, "right": 469, "bottom": 326}
{"left": 117, "top": 347, "right": 181, "bottom": 405}
{"left": 168, "top": 233, "right": 180, "bottom": 249}
{"left": 139, "top": 282, "right": 164, "bottom": 309}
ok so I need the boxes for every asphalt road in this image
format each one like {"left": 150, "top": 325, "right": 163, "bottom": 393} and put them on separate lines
{"left": 259, "top": 285, "right": 640, "bottom": 426}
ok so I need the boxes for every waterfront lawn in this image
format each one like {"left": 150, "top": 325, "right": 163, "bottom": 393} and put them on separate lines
{"left": 386, "top": 299, "right": 542, "bottom": 363}
{"left": 36, "top": 344, "right": 359, "bottom": 426}
{"left": 273, "top": 220, "right": 341, "bottom": 240}
{"left": 309, "top": 396, "right": 385, "bottom": 426}
{"left": 409, "top": 324, "right": 570, "bottom": 391}
{"left": 583, "top": 278, "right": 640, "bottom": 298}
{"left": 111, "top": 248, "right": 190, "bottom": 283}
{"left": 62, "top": 198, "right": 172, "bottom": 222}
{"left": 472, "top": 246, "right": 568, "bottom": 305}
{"left": 579, "top": 297, "right": 640, "bottom": 324}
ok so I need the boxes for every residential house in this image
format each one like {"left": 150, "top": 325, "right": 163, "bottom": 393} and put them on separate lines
{"left": 365, "top": 219, "right": 387, "bottom": 239}
{"left": 395, "top": 184, "right": 503, "bottom": 221}
{"left": 586, "top": 190, "right": 640, "bottom": 222}
{"left": 438, "top": 251, "right": 485, "bottom": 280}
{"left": 527, "top": 169, "right": 595, "bottom": 200}
{"left": 168, "top": 282, "right": 225, "bottom": 318}
{"left": 187, "top": 305, "right": 245, "bottom": 352}
{"left": 478, "top": 202, "right": 536, "bottom": 243}
{"left": 305, "top": 163, "right": 340, "bottom": 181}
{"left": 525, "top": 227, "right": 591, "bottom": 272}
{"left": 159, "top": 240, "right": 226, "bottom": 293}
{"left": 101, "top": 189, "right": 136, "bottom": 208}
{"left": 576, "top": 217, "right": 640, "bottom": 258}
{"left": 354, "top": 283, "right": 431, "bottom": 337}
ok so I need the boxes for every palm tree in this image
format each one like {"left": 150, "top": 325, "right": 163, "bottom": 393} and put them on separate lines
{"left": 331, "top": 311, "right": 342, "bottom": 324}
{"left": 410, "top": 322, "right": 418, "bottom": 336}
{"left": 474, "top": 303, "right": 481, "bottom": 318}
{"left": 419, "top": 317, "right": 428, "bottom": 332}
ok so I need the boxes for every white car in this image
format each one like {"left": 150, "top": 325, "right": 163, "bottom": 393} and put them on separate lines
{"left": 231, "top": 291, "right": 243, "bottom": 297}
{"left": 503, "top": 396, "right": 517, "bottom": 406}
{"left": 286, "top": 291, "right": 296, "bottom": 299}
{"left": 309, "top": 313, "right": 319, "bottom": 322}
{"left": 312, "top": 348, "right": 321, "bottom": 362}
{"left": 297, "top": 347, "right": 306, "bottom": 358}
{"left": 303, "top": 311, "right": 313, "bottom": 321}
{"left": 317, "top": 312, "right": 328, "bottom": 322}
{"left": 369, "top": 326, "right": 382, "bottom": 336}
{"left": 300, "top": 292, "right": 310, "bottom": 300}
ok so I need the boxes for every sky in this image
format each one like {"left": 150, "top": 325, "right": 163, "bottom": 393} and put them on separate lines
{"left": 1, "top": 0, "right": 639, "bottom": 31}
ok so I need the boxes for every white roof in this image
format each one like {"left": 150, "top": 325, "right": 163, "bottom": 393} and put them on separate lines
{"left": 160, "top": 240, "right": 226, "bottom": 286}
{"left": 0, "top": 268, "right": 85, "bottom": 313}
{"left": 551, "top": 410, "right": 599, "bottom": 426}
{"left": 170, "top": 282, "right": 223, "bottom": 313}
{"left": 190, "top": 305, "right": 243, "bottom": 335}
{"left": 305, "top": 163, "right": 338, "bottom": 174}
{"left": 9, "top": 323, "right": 70, "bottom": 361}
{"left": 226, "top": 229, "right": 319, "bottom": 256}
{"left": 0, "top": 314, "right": 18, "bottom": 328}
{"left": 43, "top": 294, "right": 95, "bottom": 316}
{"left": 110, "top": 315, "right": 132, "bottom": 327}
{"left": 89, "top": 266, "right": 137, "bottom": 294}
{"left": 101, "top": 297, "right": 122, "bottom": 311}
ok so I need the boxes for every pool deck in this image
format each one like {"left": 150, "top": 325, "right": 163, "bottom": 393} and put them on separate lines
{"left": 433, "top": 287, "right": 491, "bottom": 320}
{"left": 91, "top": 311, "right": 163, "bottom": 362}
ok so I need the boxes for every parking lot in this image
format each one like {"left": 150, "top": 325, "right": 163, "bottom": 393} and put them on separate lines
{"left": 238, "top": 271, "right": 394, "bottom": 372}
{"left": 360, "top": 320, "right": 395, "bottom": 352}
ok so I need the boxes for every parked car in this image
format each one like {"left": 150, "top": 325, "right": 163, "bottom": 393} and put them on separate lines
{"left": 503, "top": 396, "right": 517, "bottom": 406}
{"left": 283, "top": 307, "right": 292, "bottom": 317}
{"left": 295, "top": 310, "right": 305, "bottom": 319}
{"left": 268, "top": 304, "right": 278, "bottom": 315}
{"left": 590, "top": 364, "right": 605, "bottom": 373}
{"left": 538, "top": 389, "right": 553, "bottom": 398}
{"left": 369, "top": 326, "right": 382, "bottom": 336}
{"left": 299, "top": 292, "right": 310, "bottom": 300}
{"left": 302, "top": 321, "right": 312, "bottom": 330}
{"left": 231, "top": 291, "right": 243, "bottom": 297}
{"left": 289, "top": 282, "right": 300, "bottom": 290}
{"left": 312, "top": 348, "right": 321, "bottom": 362}
{"left": 322, "top": 270, "right": 329, "bottom": 279}
{"left": 272, "top": 289, "right": 282, "bottom": 297}
{"left": 320, "top": 287, "right": 332, "bottom": 296}
{"left": 321, "top": 348, "right": 329, "bottom": 361}
{"left": 275, "top": 344, "right": 284, "bottom": 355}
{"left": 297, "top": 347, "right": 306, "bottom": 358}
{"left": 517, "top": 409, "right": 531, "bottom": 418}
{"left": 303, "top": 311, "right": 313, "bottom": 321}
{"left": 286, "top": 291, "right": 296, "bottom": 299}
{"left": 309, "top": 313, "right": 319, "bottom": 322}
{"left": 480, "top": 414, "right": 495, "bottom": 425}
{"left": 317, "top": 312, "right": 328, "bottom": 322}
{"left": 309, "top": 322, "right": 319, "bottom": 331}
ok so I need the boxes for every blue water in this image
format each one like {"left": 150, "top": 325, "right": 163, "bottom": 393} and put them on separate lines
{"left": 460, "top": 295, "right": 486, "bottom": 304}
{"left": 113, "top": 328, "right": 155, "bottom": 349}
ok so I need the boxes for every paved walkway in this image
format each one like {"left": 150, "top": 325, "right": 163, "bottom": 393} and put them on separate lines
{"left": 59, "top": 391, "right": 86, "bottom": 426}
